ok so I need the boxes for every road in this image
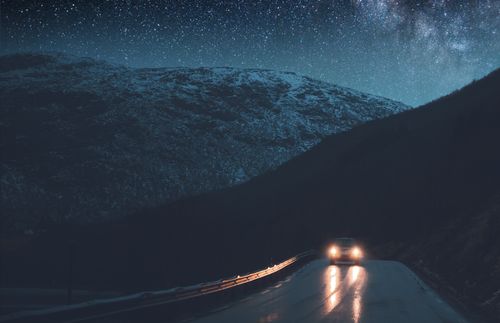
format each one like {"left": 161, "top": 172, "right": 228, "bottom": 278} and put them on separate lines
{"left": 188, "top": 259, "right": 468, "bottom": 323}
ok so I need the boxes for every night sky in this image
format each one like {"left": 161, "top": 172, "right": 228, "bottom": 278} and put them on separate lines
{"left": 1, "top": 0, "right": 499, "bottom": 106}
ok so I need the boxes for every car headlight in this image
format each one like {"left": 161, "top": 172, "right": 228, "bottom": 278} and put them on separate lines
{"left": 351, "top": 247, "right": 362, "bottom": 258}
{"left": 329, "top": 246, "right": 338, "bottom": 257}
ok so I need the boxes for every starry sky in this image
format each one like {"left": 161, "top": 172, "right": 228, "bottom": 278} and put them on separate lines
{"left": 1, "top": 0, "right": 499, "bottom": 106}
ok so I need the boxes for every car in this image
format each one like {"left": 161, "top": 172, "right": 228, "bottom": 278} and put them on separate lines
{"left": 328, "top": 238, "right": 363, "bottom": 265}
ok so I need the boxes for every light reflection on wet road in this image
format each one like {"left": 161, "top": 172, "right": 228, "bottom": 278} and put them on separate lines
{"left": 188, "top": 260, "right": 468, "bottom": 323}
{"left": 323, "top": 264, "right": 366, "bottom": 321}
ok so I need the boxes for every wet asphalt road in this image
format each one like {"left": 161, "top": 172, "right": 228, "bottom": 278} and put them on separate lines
{"left": 188, "top": 259, "right": 468, "bottom": 323}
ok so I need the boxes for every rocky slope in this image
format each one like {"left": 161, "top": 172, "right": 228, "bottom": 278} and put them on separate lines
{"left": 0, "top": 53, "right": 408, "bottom": 231}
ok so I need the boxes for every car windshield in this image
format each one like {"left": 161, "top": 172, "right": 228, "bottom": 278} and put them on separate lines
{"left": 335, "top": 238, "right": 355, "bottom": 247}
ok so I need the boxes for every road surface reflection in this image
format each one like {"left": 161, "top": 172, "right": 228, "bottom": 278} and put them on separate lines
{"left": 324, "top": 264, "right": 366, "bottom": 322}
{"left": 188, "top": 260, "right": 467, "bottom": 323}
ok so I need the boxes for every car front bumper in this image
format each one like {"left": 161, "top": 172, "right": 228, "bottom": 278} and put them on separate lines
{"left": 330, "top": 253, "right": 362, "bottom": 263}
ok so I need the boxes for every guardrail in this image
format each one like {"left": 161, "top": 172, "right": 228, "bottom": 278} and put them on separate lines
{"left": 0, "top": 250, "right": 318, "bottom": 323}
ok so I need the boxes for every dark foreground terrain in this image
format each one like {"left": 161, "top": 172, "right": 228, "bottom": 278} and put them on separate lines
{"left": 2, "top": 68, "right": 499, "bottom": 320}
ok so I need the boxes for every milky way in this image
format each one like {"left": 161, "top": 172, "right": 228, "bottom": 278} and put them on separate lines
{"left": 1, "top": 0, "right": 499, "bottom": 105}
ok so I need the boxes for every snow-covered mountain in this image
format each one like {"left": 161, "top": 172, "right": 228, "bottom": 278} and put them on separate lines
{"left": 0, "top": 53, "right": 409, "bottom": 230}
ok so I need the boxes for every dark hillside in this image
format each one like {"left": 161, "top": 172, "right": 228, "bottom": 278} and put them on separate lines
{"left": 149, "top": 69, "right": 500, "bottom": 262}
{"left": 0, "top": 53, "right": 407, "bottom": 231}
{"left": 2, "top": 69, "right": 500, "bottom": 318}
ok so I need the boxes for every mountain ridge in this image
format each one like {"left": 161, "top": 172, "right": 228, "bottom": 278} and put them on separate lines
{"left": 0, "top": 52, "right": 409, "bottom": 231}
